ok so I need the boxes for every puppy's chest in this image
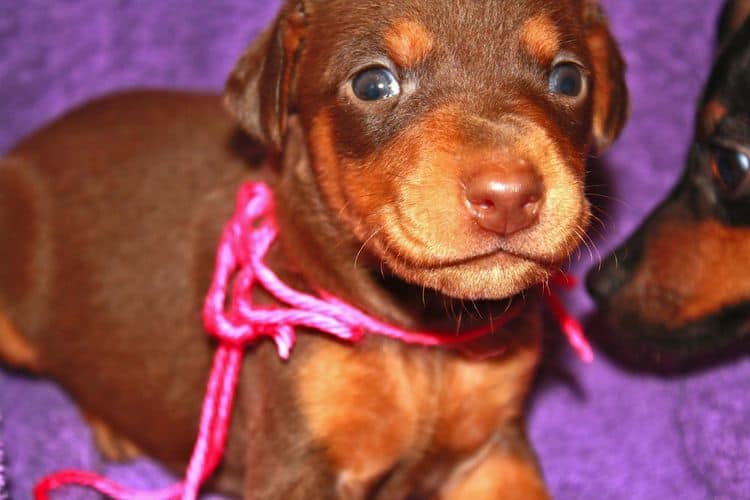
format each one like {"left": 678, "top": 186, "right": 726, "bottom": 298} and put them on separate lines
{"left": 294, "top": 333, "right": 540, "bottom": 486}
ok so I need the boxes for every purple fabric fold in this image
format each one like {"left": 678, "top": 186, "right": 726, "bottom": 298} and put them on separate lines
{"left": 1, "top": 0, "right": 745, "bottom": 499}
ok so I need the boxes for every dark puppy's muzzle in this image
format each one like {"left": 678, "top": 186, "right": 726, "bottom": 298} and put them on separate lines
{"left": 586, "top": 232, "right": 645, "bottom": 304}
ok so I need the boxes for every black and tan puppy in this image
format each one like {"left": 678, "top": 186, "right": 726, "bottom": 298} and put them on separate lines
{"left": 588, "top": 0, "right": 750, "bottom": 371}
{"left": 1, "top": 1, "right": 627, "bottom": 498}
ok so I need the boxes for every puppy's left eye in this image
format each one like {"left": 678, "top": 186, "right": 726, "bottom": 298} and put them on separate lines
{"left": 711, "top": 146, "right": 750, "bottom": 195}
{"left": 549, "top": 63, "right": 584, "bottom": 97}
{"left": 352, "top": 67, "right": 401, "bottom": 101}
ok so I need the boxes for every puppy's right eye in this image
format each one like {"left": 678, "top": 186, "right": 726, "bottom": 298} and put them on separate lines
{"left": 549, "top": 63, "right": 584, "bottom": 97}
{"left": 351, "top": 67, "right": 401, "bottom": 101}
{"left": 711, "top": 146, "right": 750, "bottom": 195}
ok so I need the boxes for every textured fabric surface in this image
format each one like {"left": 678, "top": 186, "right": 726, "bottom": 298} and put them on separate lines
{"left": 1, "top": 0, "right": 745, "bottom": 498}
{"left": 0, "top": 414, "right": 7, "bottom": 500}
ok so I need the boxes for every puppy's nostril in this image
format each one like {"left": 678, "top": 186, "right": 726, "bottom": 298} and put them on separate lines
{"left": 523, "top": 196, "right": 541, "bottom": 212}
{"left": 476, "top": 199, "right": 496, "bottom": 211}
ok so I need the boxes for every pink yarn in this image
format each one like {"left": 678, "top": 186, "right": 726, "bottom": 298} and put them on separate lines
{"left": 35, "top": 181, "right": 592, "bottom": 500}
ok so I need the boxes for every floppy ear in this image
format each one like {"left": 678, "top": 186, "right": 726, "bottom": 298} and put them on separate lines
{"left": 223, "top": 1, "right": 307, "bottom": 151}
{"left": 583, "top": 2, "right": 629, "bottom": 152}
{"left": 718, "top": 0, "right": 750, "bottom": 45}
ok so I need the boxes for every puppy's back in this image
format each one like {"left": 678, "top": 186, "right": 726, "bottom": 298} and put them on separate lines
{"left": 0, "top": 91, "right": 264, "bottom": 470}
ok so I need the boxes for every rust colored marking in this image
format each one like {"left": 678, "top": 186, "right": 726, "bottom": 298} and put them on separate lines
{"left": 520, "top": 14, "right": 560, "bottom": 64}
{"left": 296, "top": 340, "right": 429, "bottom": 490}
{"left": 623, "top": 218, "right": 750, "bottom": 328}
{"left": 385, "top": 20, "right": 435, "bottom": 68}
{"left": 441, "top": 447, "right": 549, "bottom": 500}
{"left": 699, "top": 99, "right": 728, "bottom": 139}
{"left": 0, "top": 312, "right": 40, "bottom": 372}
{"left": 85, "top": 411, "right": 143, "bottom": 461}
{"left": 434, "top": 340, "right": 540, "bottom": 454}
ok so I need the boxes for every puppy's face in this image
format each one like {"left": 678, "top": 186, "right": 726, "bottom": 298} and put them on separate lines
{"left": 587, "top": 14, "right": 750, "bottom": 367}
{"left": 227, "top": 0, "right": 627, "bottom": 300}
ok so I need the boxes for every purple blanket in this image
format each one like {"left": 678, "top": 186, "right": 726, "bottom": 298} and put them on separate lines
{"left": 0, "top": 414, "right": 7, "bottom": 500}
{"left": 2, "top": 0, "right": 746, "bottom": 498}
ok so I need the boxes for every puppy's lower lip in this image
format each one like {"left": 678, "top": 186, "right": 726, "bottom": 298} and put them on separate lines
{"left": 423, "top": 246, "right": 558, "bottom": 271}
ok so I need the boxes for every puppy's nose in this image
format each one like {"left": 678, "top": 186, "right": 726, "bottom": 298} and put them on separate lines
{"left": 464, "top": 164, "right": 544, "bottom": 236}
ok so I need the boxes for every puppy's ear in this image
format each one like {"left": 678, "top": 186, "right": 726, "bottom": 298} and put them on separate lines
{"left": 583, "top": 2, "right": 629, "bottom": 152}
{"left": 718, "top": 0, "right": 750, "bottom": 45}
{"left": 224, "top": 2, "right": 307, "bottom": 151}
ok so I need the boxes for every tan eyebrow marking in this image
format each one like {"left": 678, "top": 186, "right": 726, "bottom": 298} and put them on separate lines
{"left": 520, "top": 14, "right": 561, "bottom": 64}
{"left": 699, "top": 99, "right": 728, "bottom": 138}
{"left": 385, "top": 20, "right": 435, "bottom": 68}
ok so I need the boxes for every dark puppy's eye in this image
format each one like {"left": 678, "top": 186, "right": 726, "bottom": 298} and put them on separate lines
{"left": 352, "top": 67, "right": 401, "bottom": 101}
{"left": 711, "top": 146, "right": 750, "bottom": 194}
{"left": 549, "top": 63, "right": 584, "bottom": 97}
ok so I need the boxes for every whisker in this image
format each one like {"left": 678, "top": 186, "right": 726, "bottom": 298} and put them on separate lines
{"left": 354, "top": 228, "right": 382, "bottom": 269}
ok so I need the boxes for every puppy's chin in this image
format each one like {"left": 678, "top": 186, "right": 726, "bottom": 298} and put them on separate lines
{"left": 381, "top": 251, "right": 554, "bottom": 300}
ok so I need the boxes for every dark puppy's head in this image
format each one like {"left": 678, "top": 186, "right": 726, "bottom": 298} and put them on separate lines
{"left": 227, "top": 0, "right": 627, "bottom": 301}
{"left": 588, "top": 2, "right": 750, "bottom": 368}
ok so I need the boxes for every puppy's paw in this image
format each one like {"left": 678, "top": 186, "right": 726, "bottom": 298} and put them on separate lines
{"left": 85, "top": 412, "right": 143, "bottom": 462}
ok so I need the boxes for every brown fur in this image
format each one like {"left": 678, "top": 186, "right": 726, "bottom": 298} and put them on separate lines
{"left": 0, "top": 0, "right": 627, "bottom": 497}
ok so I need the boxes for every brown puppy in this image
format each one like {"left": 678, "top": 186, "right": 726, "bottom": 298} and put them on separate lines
{"left": 0, "top": 0, "right": 627, "bottom": 498}
{"left": 587, "top": 0, "right": 750, "bottom": 372}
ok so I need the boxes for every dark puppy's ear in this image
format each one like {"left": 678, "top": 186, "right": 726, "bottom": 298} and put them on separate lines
{"left": 718, "top": 0, "right": 750, "bottom": 45}
{"left": 223, "top": 1, "right": 307, "bottom": 151}
{"left": 583, "top": 1, "right": 629, "bottom": 152}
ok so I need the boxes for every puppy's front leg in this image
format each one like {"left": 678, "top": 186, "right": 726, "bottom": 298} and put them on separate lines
{"left": 440, "top": 426, "right": 549, "bottom": 500}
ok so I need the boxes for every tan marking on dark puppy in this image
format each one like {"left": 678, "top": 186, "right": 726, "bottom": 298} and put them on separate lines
{"left": 620, "top": 218, "right": 750, "bottom": 328}
{"left": 520, "top": 14, "right": 560, "bottom": 64}
{"left": 0, "top": 313, "right": 40, "bottom": 372}
{"left": 385, "top": 20, "right": 435, "bottom": 68}
{"left": 699, "top": 99, "right": 728, "bottom": 139}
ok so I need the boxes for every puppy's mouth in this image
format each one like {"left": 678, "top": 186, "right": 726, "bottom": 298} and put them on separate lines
{"left": 413, "top": 245, "right": 560, "bottom": 271}
{"left": 364, "top": 234, "right": 558, "bottom": 301}
{"left": 371, "top": 270, "right": 530, "bottom": 333}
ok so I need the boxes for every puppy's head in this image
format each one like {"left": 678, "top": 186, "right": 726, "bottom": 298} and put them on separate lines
{"left": 227, "top": 0, "right": 627, "bottom": 300}
{"left": 587, "top": 8, "right": 750, "bottom": 368}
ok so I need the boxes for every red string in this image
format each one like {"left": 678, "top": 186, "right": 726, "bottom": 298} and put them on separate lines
{"left": 35, "top": 181, "right": 592, "bottom": 499}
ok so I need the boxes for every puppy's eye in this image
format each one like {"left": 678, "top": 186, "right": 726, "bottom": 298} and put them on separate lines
{"left": 711, "top": 146, "right": 750, "bottom": 194}
{"left": 549, "top": 63, "right": 583, "bottom": 97}
{"left": 352, "top": 67, "right": 401, "bottom": 101}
